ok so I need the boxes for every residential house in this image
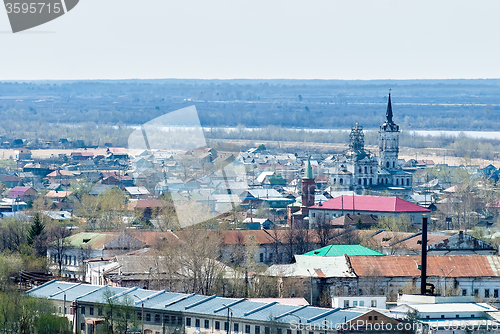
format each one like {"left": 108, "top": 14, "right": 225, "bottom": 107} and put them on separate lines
{"left": 125, "top": 186, "right": 151, "bottom": 199}
{"left": 71, "top": 152, "right": 95, "bottom": 161}
{"left": 7, "top": 186, "right": 37, "bottom": 202}
{"left": 0, "top": 174, "right": 22, "bottom": 188}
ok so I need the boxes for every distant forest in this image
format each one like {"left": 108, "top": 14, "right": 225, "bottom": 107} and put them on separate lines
{"left": 1, "top": 79, "right": 500, "bottom": 152}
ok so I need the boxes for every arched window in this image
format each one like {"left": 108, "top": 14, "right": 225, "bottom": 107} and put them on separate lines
{"left": 364, "top": 178, "right": 367, "bottom": 185}
{"left": 369, "top": 178, "right": 372, "bottom": 185}
{"left": 333, "top": 178, "right": 336, "bottom": 184}
{"left": 370, "top": 167, "right": 373, "bottom": 174}
{"left": 364, "top": 167, "right": 367, "bottom": 174}
{"left": 340, "top": 178, "right": 343, "bottom": 185}
{"left": 407, "top": 178, "right": 410, "bottom": 186}
{"left": 359, "top": 167, "right": 362, "bottom": 173}
{"left": 358, "top": 178, "right": 361, "bottom": 185}
{"left": 396, "top": 179, "right": 399, "bottom": 185}
{"left": 393, "top": 161, "right": 395, "bottom": 168}
{"left": 386, "top": 178, "right": 388, "bottom": 184}
{"left": 386, "top": 161, "right": 389, "bottom": 168}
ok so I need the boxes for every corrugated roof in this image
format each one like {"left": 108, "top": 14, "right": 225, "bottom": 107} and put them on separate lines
{"left": 28, "top": 281, "right": 368, "bottom": 327}
{"left": 349, "top": 255, "right": 500, "bottom": 278}
{"left": 267, "top": 255, "right": 356, "bottom": 278}
{"left": 303, "top": 244, "right": 384, "bottom": 257}
{"left": 309, "top": 195, "right": 430, "bottom": 213}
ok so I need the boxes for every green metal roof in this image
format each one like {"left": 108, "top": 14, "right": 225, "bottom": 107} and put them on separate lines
{"left": 303, "top": 157, "right": 313, "bottom": 179}
{"left": 302, "top": 244, "right": 384, "bottom": 257}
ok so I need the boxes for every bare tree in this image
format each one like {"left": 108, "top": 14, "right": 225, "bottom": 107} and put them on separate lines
{"left": 47, "top": 225, "right": 71, "bottom": 277}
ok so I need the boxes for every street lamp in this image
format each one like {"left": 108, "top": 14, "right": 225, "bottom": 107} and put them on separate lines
{"left": 440, "top": 268, "right": 454, "bottom": 296}
{"left": 306, "top": 269, "right": 314, "bottom": 305}
{"left": 289, "top": 314, "right": 301, "bottom": 326}
{"left": 57, "top": 286, "right": 67, "bottom": 316}
{"left": 133, "top": 294, "right": 145, "bottom": 334}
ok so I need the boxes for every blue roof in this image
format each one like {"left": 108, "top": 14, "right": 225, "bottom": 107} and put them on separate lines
{"left": 28, "top": 281, "right": 368, "bottom": 327}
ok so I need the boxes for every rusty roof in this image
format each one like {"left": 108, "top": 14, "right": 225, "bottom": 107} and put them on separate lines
{"left": 349, "top": 255, "right": 500, "bottom": 278}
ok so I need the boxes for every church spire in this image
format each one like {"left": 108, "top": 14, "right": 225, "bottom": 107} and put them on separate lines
{"left": 303, "top": 157, "right": 313, "bottom": 179}
{"left": 386, "top": 90, "right": 393, "bottom": 124}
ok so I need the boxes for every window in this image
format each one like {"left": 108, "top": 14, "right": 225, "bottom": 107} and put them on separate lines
{"left": 456, "top": 315, "right": 459, "bottom": 318}
{"left": 471, "top": 315, "right": 475, "bottom": 318}
{"left": 81, "top": 323, "right": 85, "bottom": 331}
{"left": 426, "top": 316, "right": 429, "bottom": 319}
{"left": 81, "top": 306, "right": 85, "bottom": 315}
{"left": 205, "top": 320, "right": 210, "bottom": 329}
{"left": 146, "top": 313, "right": 151, "bottom": 322}
{"left": 287, "top": 330, "right": 292, "bottom": 334}
{"left": 462, "top": 289, "right": 467, "bottom": 296}
{"left": 277, "top": 329, "right": 282, "bottom": 334}
{"left": 155, "top": 314, "right": 161, "bottom": 323}
{"left": 259, "top": 253, "right": 264, "bottom": 263}
{"left": 297, "top": 331, "right": 301, "bottom": 334}
{"left": 474, "top": 289, "right": 479, "bottom": 296}
{"left": 265, "top": 327, "right": 270, "bottom": 334}
{"left": 344, "top": 300, "right": 349, "bottom": 308}
{"left": 371, "top": 300, "right": 377, "bottom": 307}
{"left": 164, "top": 315, "right": 170, "bottom": 324}
{"left": 195, "top": 319, "right": 200, "bottom": 328}
{"left": 374, "top": 316, "right": 378, "bottom": 321}
{"left": 255, "top": 326, "right": 260, "bottom": 334}
{"left": 485, "top": 289, "right": 490, "bottom": 298}
{"left": 137, "top": 312, "right": 142, "bottom": 320}
{"left": 309, "top": 332, "right": 313, "bottom": 334}
{"left": 312, "top": 213, "right": 315, "bottom": 218}
{"left": 186, "top": 318, "right": 191, "bottom": 327}
{"left": 368, "top": 316, "right": 372, "bottom": 320}
{"left": 215, "top": 321, "right": 220, "bottom": 330}
{"left": 89, "top": 307, "right": 94, "bottom": 316}
{"left": 177, "top": 316, "right": 183, "bottom": 325}
{"left": 359, "top": 301, "right": 364, "bottom": 307}
{"left": 246, "top": 325, "right": 251, "bottom": 334}
{"left": 59, "top": 306, "right": 62, "bottom": 314}
{"left": 441, "top": 315, "right": 445, "bottom": 319}
{"left": 225, "top": 322, "right": 229, "bottom": 331}
{"left": 234, "top": 323, "right": 239, "bottom": 332}
{"left": 495, "top": 289, "right": 499, "bottom": 298}
{"left": 353, "top": 301, "right": 357, "bottom": 307}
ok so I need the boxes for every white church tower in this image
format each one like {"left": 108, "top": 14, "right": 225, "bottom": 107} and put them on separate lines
{"left": 379, "top": 92, "right": 400, "bottom": 170}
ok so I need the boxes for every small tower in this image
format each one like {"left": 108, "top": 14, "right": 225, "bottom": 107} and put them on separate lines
{"left": 302, "top": 157, "right": 315, "bottom": 208}
{"left": 379, "top": 92, "right": 400, "bottom": 170}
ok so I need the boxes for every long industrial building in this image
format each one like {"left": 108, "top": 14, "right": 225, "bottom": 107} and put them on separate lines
{"left": 28, "top": 280, "right": 401, "bottom": 334}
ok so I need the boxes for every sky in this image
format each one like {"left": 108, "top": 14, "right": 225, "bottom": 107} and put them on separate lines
{"left": 0, "top": 0, "right": 499, "bottom": 80}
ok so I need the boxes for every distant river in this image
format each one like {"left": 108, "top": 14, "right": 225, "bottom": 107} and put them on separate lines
{"left": 127, "top": 124, "right": 500, "bottom": 140}
{"left": 203, "top": 126, "right": 500, "bottom": 140}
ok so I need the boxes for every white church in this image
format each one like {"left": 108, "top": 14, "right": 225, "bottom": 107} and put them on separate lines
{"left": 329, "top": 93, "right": 413, "bottom": 192}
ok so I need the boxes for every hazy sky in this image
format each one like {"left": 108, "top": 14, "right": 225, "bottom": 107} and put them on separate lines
{"left": 1, "top": 0, "right": 499, "bottom": 80}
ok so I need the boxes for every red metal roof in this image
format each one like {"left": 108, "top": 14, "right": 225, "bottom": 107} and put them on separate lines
{"left": 309, "top": 195, "right": 430, "bottom": 213}
{"left": 349, "top": 255, "right": 500, "bottom": 278}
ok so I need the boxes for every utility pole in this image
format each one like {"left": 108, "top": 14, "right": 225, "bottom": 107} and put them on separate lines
{"left": 134, "top": 294, "right": 145, "bottom": 334}
{"left": 57, "top": 286, "right": 67, "bottom": 316}
{"left": 306, "top": 269, "right": 314, "bottom": 305}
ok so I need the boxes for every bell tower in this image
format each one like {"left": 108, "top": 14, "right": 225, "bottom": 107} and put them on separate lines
{"left": 379, "top": 92, "right": 400, "bottom": 170}
{"left": 302, "top": 157, "right": 315, "bottom": 208}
